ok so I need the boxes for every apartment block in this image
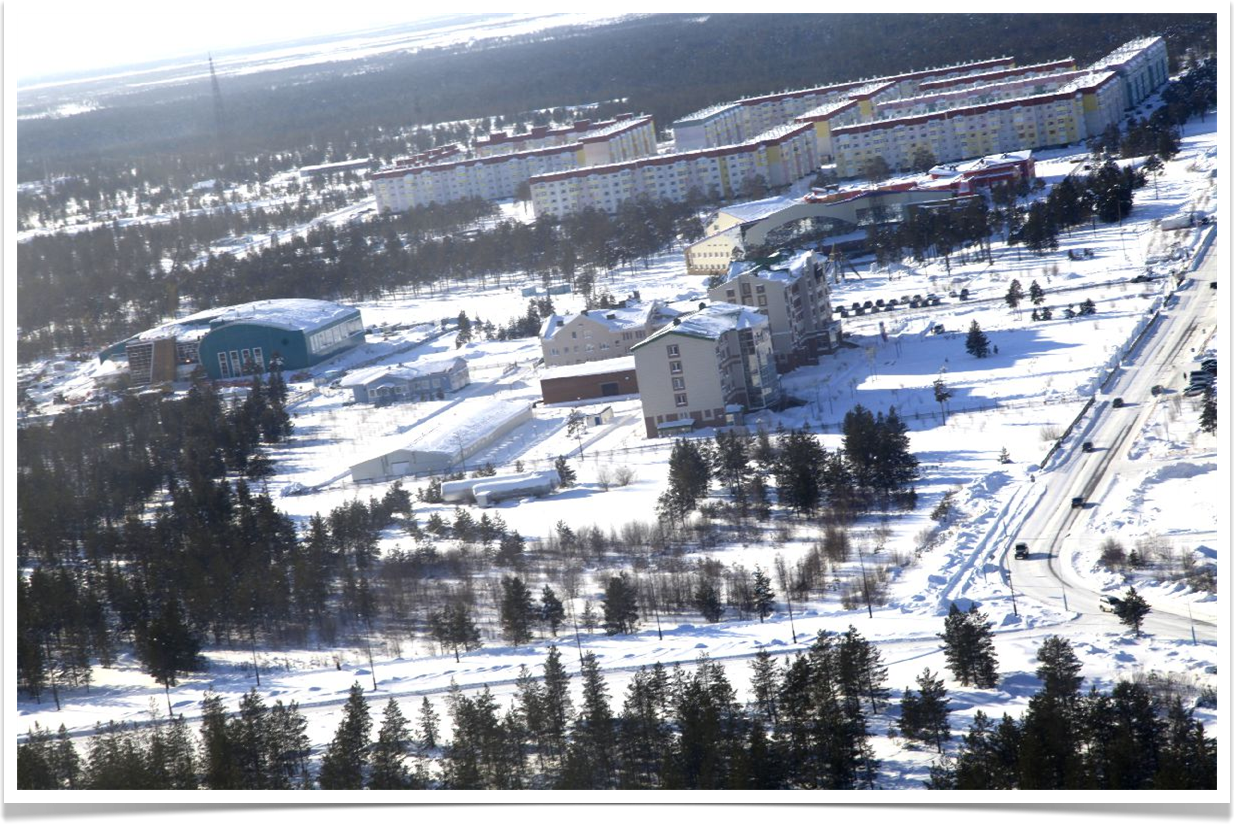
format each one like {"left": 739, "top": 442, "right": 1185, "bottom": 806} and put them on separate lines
{"left": 706, "top": 249, "right": 840, "bottom": 370}
{"left": 530, "top": 122, "right": 818, "bottom": 219}
{"left": 371, "top": 116, "right": 656, "bottom": 213}
{"left": 631, "top": 302, "right": 780, "bottom": 438}
{"left": 540, "top": 301, "right": 680, "bottom": 367}
{"left": 1090, "top": 36, "right": 1169, "bottom": 109}
{"left": 473, "top": 113, "right": 646, "bottom": 157}
{"left": 916, "top": 58, "right": 1077, "bottom": 95}
{"left": 873, "top": 69, "right": 1088, "bottom": 121}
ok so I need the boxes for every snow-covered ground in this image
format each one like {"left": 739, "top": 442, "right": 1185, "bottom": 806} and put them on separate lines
{"left": 14, "top": 116, "right": 1221, "bottom": 792}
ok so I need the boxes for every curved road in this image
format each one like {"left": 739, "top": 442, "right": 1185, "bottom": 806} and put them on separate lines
{"left": 1002, "top": 233, "right": 1218, "bottom": 642}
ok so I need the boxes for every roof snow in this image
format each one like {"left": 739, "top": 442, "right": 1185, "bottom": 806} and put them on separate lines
{"left": 136, "top": 299, "right": 359, "bottom": 342}
{"left": 540, "top": 301, "right": 676, "bottom": 341}
{"left": 633, "top": 301, "right": 769, "bottom": 349}
{"left": 724, "top": 249, "right": 815, "bottom": 285}
{"left": 712, "top": 195, "right": 798, "bottom": 225}
{"left": 357, "top": 398, "right": 531, "bottom": 464}
{"left": 339, "top": 356, "right": 465, "bottom": 388}
{"left": 539, "top": 356, "right": 636, "bottom": 381}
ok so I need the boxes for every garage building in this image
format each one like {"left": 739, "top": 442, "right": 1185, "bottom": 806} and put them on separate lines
{"left": 539, "top": 356, "right": 639, "bottom": 404}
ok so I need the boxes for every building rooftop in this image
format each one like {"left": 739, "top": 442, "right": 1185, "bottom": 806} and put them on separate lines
{"left": 711, "top": 195, "right": 799, "bottom": 226}
{"left": 134, "top": 299, "right": 359, "bottom": 343}
{"left": 633, "top": 302, "right": 768, "bottom": 349}
{"left": 540, "top": 301, "right": 676, "bottom": 341}
{"left": 339, "top": 356, "right": 465, "bottom": 388}
{"left": 723, "top": 248, "right": 816, "bottom": 286}
{"left": 356, "top": 398, "right": 531, "bottom": 465}
{"left": 673, "top": 102, "right": 742, "bottom": 128}
{"left": 540, "top": 356, "right": 636, "bottom": 381}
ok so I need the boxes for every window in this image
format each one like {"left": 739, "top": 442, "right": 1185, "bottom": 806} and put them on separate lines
{"left": 218, "top": 352, "right": 231, "bottom": 378}
{"left": 229, "top": 351, "right": 242, "bottom": 376}
{"left": 675, "top": 392, "right": 689, "bottom": 407}
{"left": 667, "top": 344, "right": 679, "bottom": 357}
{"left": 252, "top": 348, "right": 264, "bottom": 372}
{"left": 672, "top": 377, "right": 685, "bottom": 390}
{"left": 669, "top": 360, "right": 683, "bottom": 374}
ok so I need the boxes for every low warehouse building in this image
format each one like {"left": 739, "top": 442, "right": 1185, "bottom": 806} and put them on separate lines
{"left": 349, "top": 399, "right": 532, "bottom": 482}
{"left": 539, "top": 356, "right": 639, "bottom": 403}
{"left": 340, "top": 356, "right": 469, "bottom": 405}
{"left": 100, "top": 299, "right": 365, "bottom": 384}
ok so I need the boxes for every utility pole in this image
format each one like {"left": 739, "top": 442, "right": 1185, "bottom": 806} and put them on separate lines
{"left": 1007, "top": 568, "right": 1019, "bottom": 617}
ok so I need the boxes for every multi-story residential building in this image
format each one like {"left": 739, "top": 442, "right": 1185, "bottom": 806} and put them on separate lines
{"left": 371, "top": 116, "right": 656, "bottom": 213}
{"left": 794, "top": 98, "right": 867, "bottom": 161}
{"left": 473, "top": 114, "right": 648, "bottom": 157}
{"left": 530, "top": 122, "right": 818, "bottom": 219}
{"left": 872, "top": 69, "right": 1089, "bottom": 121}
{"left": 915, "top": 58, "right": 1077, "bottom": 95}
{"left": 830, "top": 70, "right": 1125, "bottom": 178}
{"left": 671, "top": 57, "right": 1018, "bottom": 153}
{"left": 631, "top": 302, "right": 780, "bottom": 437}
{"left": 539, "top": 301, "right": 680, "bottom": 367}
{"left": 1089, "top": 36, "right": 1169, "bottom": 109}
{"left": 706, "top": 249, "right": 840, "bottom": 370}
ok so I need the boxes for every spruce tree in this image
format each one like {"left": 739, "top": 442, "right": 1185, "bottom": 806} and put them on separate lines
{"left": 318, "top": 682, "right": 372, "bottom": 789}
{"left": 540, "top": 645, "right": 574, "bottom": 764}
{"left": 939, "top": 603, "right": 999, "bottom": 688}
{"left": 1113, "top": 586, "right": 1151, "bottom": 637}
{"left": 965, "top": 320, "right": 991, "bottom": 358}
{"left": 199, "top": 691, "right": 239, "bottom": 789}
{"left": 138, "top": 597, "right": 201, "bottom": 717}
{"left": 540, "top": 585, "right": 565, "bottom": 636}
{"left": 1200, "top": 384, "right": 1216, "bottom": 434}
{"left": 369, "top": 698, "right": 413, "bottom": 789}
{"left": 417, "top": 697, "right": 440, "bottom": 752}
{"left": 748, "top": 648, "right": 781, "bottom": 727}
{"left": 553, "top": 456, "right": 576, "bottom": 488}
{"left": 602, "top": 572, "right": 640, "bottom": 635}
{"left": 1005, "top": 279, "right": 1025, "bottom": 309}
{"left": 693, "top": 577, "right": 724, "bottom": 623}
{"left": 560, "top": 652, "right": 617, "bottom": 788}
{"left": 499, "top": 575, "right": 535, "bottom": 646}
{"left": 752, "top": 567, "right": 775, "bottom": 622}
{"left": 897, "top": 668, "right": 950, "bottom": 752}
{"left": 1029, "top": 279, "right": 1046, "bottom": 305}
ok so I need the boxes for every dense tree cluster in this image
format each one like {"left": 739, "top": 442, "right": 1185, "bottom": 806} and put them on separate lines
{"left": 929, "top": 636, "right": 1217, "bottom": 790}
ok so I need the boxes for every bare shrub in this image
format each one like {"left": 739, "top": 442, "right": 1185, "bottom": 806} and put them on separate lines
{"left": 596, "top": 464, "right": 612, "bottom": 491}
{"left": 930, "top": 489, "right": 959, "bottom": 524}
{"left": 613, "top": 465, "right": 636, "bottom": 487}
{"left": 1099, "top": 537, "right": 1127, "bottom": 569}
{"left": 1039, "top": 424, "right": 1063, "bottom": 442}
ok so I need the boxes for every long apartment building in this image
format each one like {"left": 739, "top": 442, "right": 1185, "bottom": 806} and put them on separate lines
{"left": 672, "top": 56, "right": 1017, "bottom": 153}
{"left": 631, "top": 302, "right": 780, "bottom": 438}
{"left": 539, "top": 300, "right": 680, "bottom": 367}
{"left": 830, "top": 38, "right": 1166, "bottom": 179}
{"left": 530, "top": 122, "right": 818, "bottom": 219}
{"left": 706, "top": 249, "right": 839, "bottom": 370}
{"left": 915, "top": 58, "right": 1077, "bottom": 95}
{"left": 829, "top": 69, "right": 1126, "bottom": 178}
{"left": 474, "top": 113, "right": 644, "bottom": 157}
{"left": 371, "top": 115, "right": 656, "bottom": 213}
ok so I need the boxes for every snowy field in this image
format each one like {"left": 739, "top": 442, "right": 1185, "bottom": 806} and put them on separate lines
{"left": 14, "top": 117, "right": 1221, "bottom": 790}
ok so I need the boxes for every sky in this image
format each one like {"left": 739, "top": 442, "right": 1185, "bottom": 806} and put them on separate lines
{"left": 8, "top": 0, "right": 441, "bottom": 81}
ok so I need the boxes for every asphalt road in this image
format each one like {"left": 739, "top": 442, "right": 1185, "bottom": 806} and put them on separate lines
{"left": 1002, "top": 233, "right": 1218, "bottom": 643}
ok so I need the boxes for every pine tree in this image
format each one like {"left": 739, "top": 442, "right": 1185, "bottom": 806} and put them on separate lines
{"left": 138, "top": 598, "right": 201, "bottom": 717}
{"left": 318, "top": 682, "right": 372, "bottom": 789}
{"left": 499, "top": 575, "right": 535, "bottom": 646}
{"left": 1029, "top": 279, "right": 1046, "bottom": 305}
{"left": 534, "top": 586, "right": 563, "bottom": 638}
{"left": 200, "top": 691, "right": 239, "bottom": 789}
{"left": 602, "top": 572, "right": 640, "bottom": 635}
{"left": 687, "top": 574, "right": 722, "bottom": 623}
{"left": 560, "top": 652, "right": 617, "bottom": 788}
{"left": 230, "top": 688, "right": 274, "bottom": 789}
{"left": 657, "top": 438, "right": 712, "bottom": 523}
{"left": 369, "top": 698, "right": 413, "bottom": 789}
{"left": 1200, "top": 384, "right": 1216, "bottom": 434}
{"left": 1005, "top": 279, "right": 1025, "bottom": 309}
{"left": 772, "top": 428, "right": 826, "bottom": 515}
{"left": 554, "top": 456, "right": 576, "bottom": 488}
{"left": 965, "top": 320, "right": 991, "bottom": 358}
{"left": 752, "top": 567, "right": 775, "bottom": 622}
{"left": 748, "top": 648, "right": 781, "bottom": 727}
{"left": 540, "top": 645, "right": 574, "bottom": 764}
{"left": 1113, "top": 586, "right": 1151, "bottom": 637}
{"left": 932, "top": 377, "right": 952, "bottom": 425}
{"left": 897, "top": 667, "right": 950, "bottom": 752}
{"left": 417, "top": 697, "right": 440, "bottom": 752}
{"left": 939, "top": 603, "right": 999, "bottom": 688}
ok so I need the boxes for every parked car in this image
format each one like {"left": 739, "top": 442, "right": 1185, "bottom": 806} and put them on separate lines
{"left": 887, "top": 299, "right": 899, "bottom": 309}
{"left": 1082, "top": 441, "right": 1095, "bottom": 453}
{"left": 875, "top": 298, "right": 886, "bottom": 308}
{"left": 1111, "top": 397, "right": 1125, "bottom": 408}
{"left": 1130, "top": 274, "right": 1150, "bottom": 284}
{"left": 863, "top": 300, "right": 874, "bottom": 309}
{"left": 1070, "top": 496, "right": 1085, "bottom": 509}
{"left": 1099, "top": 595, "right": 1122, "bottom": 613}
{"left": 1014, "top": 542, "right": 1029, "bottom": 560}
{"left": 959, "top": 288, "right": 970, "bottom": 300}
{"left": 1150, "top": 384, "right": 1165, "bottom": 396}
{"left": 933, "top": 324, "right": 946, "bottom": 335}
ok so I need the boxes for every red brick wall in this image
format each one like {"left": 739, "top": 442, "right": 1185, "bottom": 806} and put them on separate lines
{"left": 540, "top": 369, "right": 639, "bottom": 404}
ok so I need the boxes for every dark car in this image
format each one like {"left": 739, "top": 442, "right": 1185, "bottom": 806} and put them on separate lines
{"left": 959, "top": 288, "right": 970, "bottom": 300}
{"left": 875, "top": 299, "right": 886, "bottom": 308}
{"left": 1071, "top": 496, "right": 1085, "bottom": 509}
{"left": 933, "top": 324, "right": 946, "bottom": 335}
{"left": 1210, "top": 282, "right": 1217, "bottom": 290}
{"left": 887, "top": 299, "right": 899, "bottom": 309}
{"left": 1151, "top": 384, "right": 1165, "bottom": 396}
{"left": 1082, "top": 441, "right": 1095, "bottom": 453}
{"left": 1130, "top": 274, "right": 1150, "bottom": 284}
{"left": 1014, "top": 542, "right": 1029, "bottom": 560}
{"left": 863, "top": 300, "right": 874, "bottom": 309}
{"left": 1111, "top": 397, "right": 1125, "bottom": 408}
